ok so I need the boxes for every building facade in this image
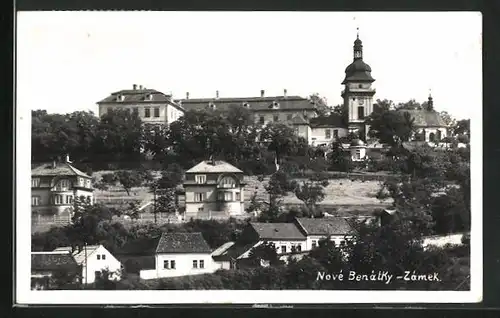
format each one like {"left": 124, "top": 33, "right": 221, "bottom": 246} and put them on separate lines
{"left": 31, "top": 158, "right": 94, "bottom": 216}
{"left": 53, "top": 245, "right": 122, "bottom": 284}
{"left": 97, "top": 84, "right": 185, "bottom": 125}
{"left": 183, "top": 160, "right": 246, "bottom": 219}
{"left": 31, "top": 251, "right": 81, "bottom": 289}
{"left": 139, "top": 232, "right": 228, "bottom": 279}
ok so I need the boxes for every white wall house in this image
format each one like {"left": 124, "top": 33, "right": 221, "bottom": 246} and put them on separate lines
{"left": 97, "top": 84, "right": 185, "bottom": 126}
{"left": 53, "top": 245, "right": 122, "bottom": 284}
{"left": 294, "top": 217, "right": 355, "bottom": 250}
{"left": 140, "top": 232, "right": 223, "bottom": 280}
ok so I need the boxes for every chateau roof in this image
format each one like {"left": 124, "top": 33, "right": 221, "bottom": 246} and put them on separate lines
{"left": 31, "top": 162, "right": 91, "bottom": 178}
{"left": 97, "top": 88, "right": 184, "bottom": 111}
{"left": 249, "top": 222, "right": 306, "bottom": 240}
{"left": 156, "top": 232, "right": 212, "bottom": 254}
{"left": 309, "top": 113, "right": 346, "bottom": 128}
{"left": 177, "top": 95, "right": 318, "bottom": 113}
{"left": 399, "top": 109, "right": 448, "bottom": 127}
{"left": 186, "top": 160, "right": 243, "bottom": 174}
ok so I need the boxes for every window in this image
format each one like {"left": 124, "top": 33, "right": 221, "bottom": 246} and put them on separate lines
{"left": 358, "top": 84, "right": 363, "bottom": 88}
{"left": 333, "top": 129, "right": 339, "bottom": 138}
{"left": 163, "top": 260, "right": 169, "bottom": 269}
{"left": 132, "top": 107, "right": 139, "bottom": 114}
{"left": 65, "top": 195, "right": 73, "bottom": 204}
{"left": 195, "top": 175, "right": 206, "bottom": 184}
{"left": 357, "top": 106, "right": 365, "bottom": 119}
{"left": 287, "top": 114, "right": 292, "bottom": 121}
{"left": 355, "top": 150, "right": 361, "bottom": 160}
{"left": 199, "top": 260, "right": 205, "bottom": 269}
{"left": 79, "top": 178, "right": 84, "bottom": 187}
{"left": 194, "top": 192, "right": 205, "bottom": 202}
{"left": 325, "top": 129, "right": 331, "bottom": 139}
{"left": 296, "top": 244, "right": 302, "bottom": 252}
{"left": 145, "top": 108, "right": 151, "bottom": 118}
{"left": 54, "top": 194, "right": 63, "bottom": 205}
{"left": 87, "top": 196, "right": 92, "bottom": 204}
{"left": 85, "top": 179, "right": 91, "bottom": 188}
{"left": 235, "top": 192, "right": 241, "bottom": 201}
{"left": 193, "top": 260, "right": 198, "bottom": 269}
{"left": 31, "top": 196, "right": 40, "bottom": 206}
{"left": 281, "top": 246, "right": 287, "bottom": 254}
{"left": 56, "top": 179, "right": 70, "bottom": 191}
{"left": 273, "top": 115, "right": 279, "bottom": 122}
{"left": 224, "top": 191, "right": 233, "bottom": 201}
{"left": 219, "top": 176, "right": 235, "bottom": 188}
{"left": 429, "top": 132, "right": 436, "bottom": 142}
{"left": 102, "top": 254, "right": 106, "bottom": 260}
{"left": 154, "top": 107, "right": 160, "bottom": 117}
{"left": 259, "top": 116, "right": 265, "bottom": 124}
{"left": 97, "top": 255, "right": 101, "bottom": 260}
{"left": 31, "top": 178, "right": 40, "bottom": 187}
{"left": 312, "top": 240, "right": 317, "bottom": 248}
{"left": 107, "top": 107, "right": 112, "bottom": 114}
{"left": 294, "top": 127, "right": 299, "bottom": 135}
{"left": 436, "top": 130, "right": 442, "bottom": 141}
{"left": 164, "top": 260, "right": 175, "bottom": 269}
{"left": 170, "top": 260, "right": 176, "bottom": 269}
{"left": 198, "top": 207, "right": 204, "bottom": 212}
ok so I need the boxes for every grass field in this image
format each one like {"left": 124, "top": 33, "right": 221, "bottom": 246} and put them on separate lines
{"left": 92, "top": 170, "right": 392, "bottom": 214}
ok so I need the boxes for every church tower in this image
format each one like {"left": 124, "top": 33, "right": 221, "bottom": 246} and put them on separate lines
{"left": 341, "top": 29, "right": 376, "bottom": 140}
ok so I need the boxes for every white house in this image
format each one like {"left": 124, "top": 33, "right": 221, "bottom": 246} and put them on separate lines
{"left": 294, "top": 217, "right": 355, "bottom": 250}
{"left": 53, "top": 244, "right": 122, "bottom": 284}
{"left": 140, "top": 232, "right": 219, "bottom": 279}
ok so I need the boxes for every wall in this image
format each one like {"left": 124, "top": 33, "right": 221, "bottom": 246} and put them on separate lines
{"left": 239, "top": 239, "right": 307, "bottom": 259}
{"left": 99, "top": 103, "right": 169, "bottom": 125}
{"left": 184, "top": 183, "right": 245, "bottom": 216}
{"left": 154, "top": 252, "right": 215, "bottom": 278}
{"left": 422, "top": 233, "right": 465, "bottom": 250}
{"left": 310, "top": 127, "right": 348, "bottom": 146}
{"left": 253, "top": 110, "right": 317, "bottom": 126}
{"left": 166, "top": 104, "right": 184, "bottom": 125}
{"left": 306, "top": 235, "right": 352, "bottom": 250}
{"left": 81, "top": 246, "right": 122, "bottom": 284}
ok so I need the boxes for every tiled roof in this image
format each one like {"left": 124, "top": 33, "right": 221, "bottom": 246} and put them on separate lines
{"left": 97, "top": 88, "right": 185, "bottom": 112}
{"left": 31, "top": 162, "right": 91, "bottom": 178}
{"left": 211, "top": 241, "right": 236, "bottom": 259}
{"left": 309, "top": 114, "right": 346, "bottom": 128}
{"left": 53, "top": 245, "right": 100, "bottom": 265}
{"left": 399, "top": 109, "right": 447, "bottom": 127}
{"left": 295, "top": 217, "right": 353, "bottom": 236}
{"left": 186, "top": 160, "right": 243, "bottom": 174}
{"left": 31, "top": 252, "right": 79, "bottom": 271}
{"left": 155, "top": 232, "right": 212, "bottom": 254}
{"left": 250, "top": 222, "right": 306, "bottom": 240}
{"left": 177, "top": 96, "right": 317, "bottom": 113}
{"left": 212, "top": 242, "right": 257, "bottom": 261}
{"left": 116, "top": 237, "right": 161, "bottom": 255}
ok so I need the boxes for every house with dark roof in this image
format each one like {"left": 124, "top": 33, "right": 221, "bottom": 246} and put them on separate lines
{"left": 182, "top": 160, "right": 246, "bottom": 219}
{"left": 97, "top": 84, "right": 185, "bottom": 125}
{"left": 31, "top": 251, "right": 81, "bottom": 289}
{"left": 139, "top": 232, "right": 220, "bottom": 279}
{"left": 31, "top": 156, "right": 93, "bottom": 217}
{"left": 308, "top": 113, "right": 349, "bottom": 147}
{"left": 294, "top": 217, "right": 355, "bottom": 250}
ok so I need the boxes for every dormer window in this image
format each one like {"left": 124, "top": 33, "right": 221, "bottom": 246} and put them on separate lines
{"left": 272, "top": 101, "right": 279, "bottom": 109}
{"left": 145, "top": 94, "right": 153, "bottom": 101}
{"left": 243, "top": 102, "right": 250, "bottom": 108}
{"left": 116, "top": 94, "right": 125, "bottom": 102}
{"left": 208, "top": 102, "right": 216, "bottom": 109}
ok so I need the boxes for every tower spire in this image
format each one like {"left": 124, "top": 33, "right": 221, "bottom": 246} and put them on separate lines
{"left": 357, "top": 27, "right": 359, "bottom": 39}
{"left": 427, "top": 89, "right": 434, "bottom": 111}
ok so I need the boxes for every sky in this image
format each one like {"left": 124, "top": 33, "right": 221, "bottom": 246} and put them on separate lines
{"left": 17, "top": 11, "right": 482, "bottom": 120}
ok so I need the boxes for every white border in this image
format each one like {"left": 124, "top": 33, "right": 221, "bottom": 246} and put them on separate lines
{"left": 15, "top": 11, "right": 482, "bottom": 304}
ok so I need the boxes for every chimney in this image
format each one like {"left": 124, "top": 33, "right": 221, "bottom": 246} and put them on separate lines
{"left": 186, "top": 92, "right": 190, "bottom": 99}
{"left": 284, "top": 89, "right": 287, "bottom": 98}
{"left": 77, "top": 245, "right": 82, "bottom": 253}
{"left": 133, "top": 84, "right": 137, "bottom": 90}
{"left": 260, "top": 90, "right": 265, "bottom": 97}
{"left": 139, "top": 85, "right": 143, "bottom": 90}
{"left": 216, "top": 90, "right": 219, "bottom": 99}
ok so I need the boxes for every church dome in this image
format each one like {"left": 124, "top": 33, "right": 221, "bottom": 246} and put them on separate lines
{"left": 350, "top": 139, "right": 365, "bottom": 147}
{"left": 345, "top": 59, "right": 372, "bottom": 74}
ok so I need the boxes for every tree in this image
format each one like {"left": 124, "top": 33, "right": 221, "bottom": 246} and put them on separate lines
{"left": 114, "top": 170, "right": 143, "bottom": 196}
{"left": 439, "top": 111, "right": 456, "bottom": 128}
{"left": 308, "top": 93, "right": 330, "bottom": 116}
{"left": 453, "top": 119, "right": 470, "bottom": 137}
{"left": 309, "top": 237, "right": 345, "bottom": 271}
{"left": 395, "top": 99, "right": 422, "bottom": 110}
{"left": 366, "top": 108, "right": 415, "bottom": 147}
{"left": 260, "top": 123, "right": 299, "bottom": 170}
{"left": 294, "top": 179, "right": 328, "bottom": 217}
{"left": 328, "top": 141, "right": 353, "bottom": 172}
{"left": 150, "top": 163, "right": 185, "bottom": 220}
{"left": 247, "top": 241, "right": 283, "bottom": 267}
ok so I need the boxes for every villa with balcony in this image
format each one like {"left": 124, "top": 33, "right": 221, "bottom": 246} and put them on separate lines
{"left": 182, "top": 159, "right": 245, "bottom": 219}
{"left": 31, "top": 156, "right": 94, "bottom": 220}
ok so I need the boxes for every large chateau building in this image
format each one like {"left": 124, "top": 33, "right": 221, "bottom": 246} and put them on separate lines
{"left": 97, "top": 84, "right": 185, "bottom": 125}
{"left": 95, "top": 32, "right": 448, "bottom": 145}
